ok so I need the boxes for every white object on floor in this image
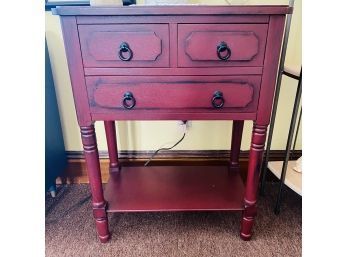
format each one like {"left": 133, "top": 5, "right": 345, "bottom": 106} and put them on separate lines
{"left": 268, "top": 160, "right": 302, "bottom": 196}
{"left": 90, "top": 0, "right": 123, "bottom": 6}
{"left": 144, "top": 0, "right": 189, "bottom": 5}
{"left": 50, "top": 190, "right": 56, "bottom": 198}
{"left": 292, "top": 157, "right": 302, "bottom": 173}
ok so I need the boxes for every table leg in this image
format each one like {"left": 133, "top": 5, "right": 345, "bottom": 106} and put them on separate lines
{"left": 104, "top": 121, "right": 120, "bottom": 173}
{"left": 230, "top": 120, "right": 244, "bottom": 171}
{"left": 80, "top": 125, "right": 110, "bottom": 243}
{"left": 240, "top": 123, "right": 267, "bottom": 240}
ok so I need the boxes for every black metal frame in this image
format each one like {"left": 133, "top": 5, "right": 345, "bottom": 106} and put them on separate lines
{"left": 259, "top": 0, "right": 295, "bottom": 196}
{"left": 45, "top": 0, "right": 136, "bottom": 10}
{"left": 259, "top": 67, "right": 302, "bottom": 214}
{"left": 273, "top": 69, "right": 301, "bottom": 214}
{"left": 45, "top": 0, "right": 89, "bottom": 10}
{"left": 259, "top": 0, "right": 302, "bottom": 214}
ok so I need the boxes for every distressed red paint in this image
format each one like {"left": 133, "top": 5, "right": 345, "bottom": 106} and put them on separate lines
{"left": 54, "top": 5, "right": 289, "bottom": 242}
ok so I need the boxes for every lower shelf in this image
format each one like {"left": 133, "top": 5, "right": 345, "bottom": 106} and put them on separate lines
{"left": 268, "top": 161, "right": 302, "bottom": 196}
{"left": 104, "top": 165, "right": 245, "bottom": 212}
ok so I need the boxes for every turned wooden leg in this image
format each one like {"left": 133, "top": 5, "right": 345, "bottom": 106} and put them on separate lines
{"left": 230, "top": 120, "right": 244, "bottom": 171}
{"left": 240, "top": 123, "right": 267, "bottom": 240}
{"left": 104, "top": 121, "right": 120, "bottom": 173}
{"left": 80, "top": 125, "right": 110, "bottom": 243}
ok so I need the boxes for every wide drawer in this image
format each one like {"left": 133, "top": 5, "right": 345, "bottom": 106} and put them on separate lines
{"left": 78, "top": 24, "right": 169, "bottom": 67}
{"left": 178, "top": 24, "right": 268, "bottom": 67}
{"left": 86, "top": 76, "right": 261, "bottom": 113}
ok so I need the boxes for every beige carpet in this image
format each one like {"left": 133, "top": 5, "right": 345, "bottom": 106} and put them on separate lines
{"left": 45, "top": 183, "right": 301, "bottom": 257}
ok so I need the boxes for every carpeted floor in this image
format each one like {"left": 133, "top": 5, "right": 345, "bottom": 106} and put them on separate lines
{"left": 45, "top": 183, "right": 301, "bottom": 257}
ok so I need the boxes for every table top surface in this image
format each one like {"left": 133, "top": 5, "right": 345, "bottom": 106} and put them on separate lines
{"left": 53, "top": 5, "right": 293, "bottom": 16}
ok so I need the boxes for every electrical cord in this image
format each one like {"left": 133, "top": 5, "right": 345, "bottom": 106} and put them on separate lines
{"left": 46, "top": 185, "right": 92, "bottom": 224}
{"left": 144, "top": 133, "right": 186, "bottom": 166}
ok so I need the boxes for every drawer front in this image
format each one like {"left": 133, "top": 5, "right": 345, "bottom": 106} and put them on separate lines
{"left": 86, "top": 76, "right": 261, "bottom": 113}
{"left": 79, "top": 24, "right": 169, "bottom": 67}
{"left": 178, "top": 24, "right": 268, "bottom": 67}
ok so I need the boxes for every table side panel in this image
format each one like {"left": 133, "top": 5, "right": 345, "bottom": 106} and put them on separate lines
{"left": 256, "top": 15, "right": 286, "bottom": 125}
{"left": 60, "top": 16, "right": 92, "bottom": 126}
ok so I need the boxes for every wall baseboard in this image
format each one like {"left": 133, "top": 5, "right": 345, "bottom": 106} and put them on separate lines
{"left": 57, "top": 150, "right": 301, "bottom": 184}
{"left": 66, "top": 149, "right": 301, "bottom": 160}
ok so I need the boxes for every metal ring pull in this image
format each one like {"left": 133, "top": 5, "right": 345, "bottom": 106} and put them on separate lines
{"left": 217, "top": 41, "right": 231, "bottom": 61}
{"left": 118, "top": 42, "right": 133, "bottom": 61}
{"left": 212, "top": 91, "right": 224, "bottom": 108}
{"left": 122, "top": 92, "right": 136, "bottom": 109}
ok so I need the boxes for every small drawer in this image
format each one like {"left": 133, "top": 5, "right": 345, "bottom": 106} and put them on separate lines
{"left": 178, "top": 24, "right": 268, "bottom": 67}
{"left": 79, "top": 24, "right": 169, "bottom": 68}
{"left": 86, "top": 76, "right": 261, "bottom": 113}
